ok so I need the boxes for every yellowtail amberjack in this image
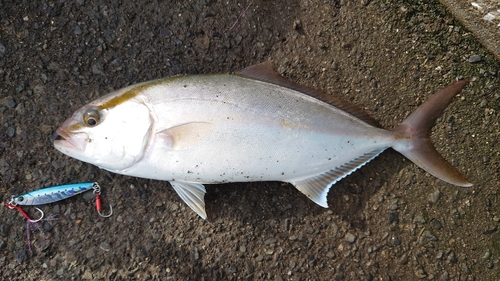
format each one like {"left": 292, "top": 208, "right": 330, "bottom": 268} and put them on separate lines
{"left": 54, "top": 62, "right": 472, "bottom": 219}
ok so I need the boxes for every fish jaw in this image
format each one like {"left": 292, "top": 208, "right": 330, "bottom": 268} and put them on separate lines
{"left": 53, "top": 126, "right": 102, "bottom": 167}
{"left": 54, "top": 127, "right": 88, "bottom": 153}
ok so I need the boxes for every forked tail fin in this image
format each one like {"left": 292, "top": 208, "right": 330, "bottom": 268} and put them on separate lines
{"left": 392, "top": 80, "right": 472, "bottom": 187}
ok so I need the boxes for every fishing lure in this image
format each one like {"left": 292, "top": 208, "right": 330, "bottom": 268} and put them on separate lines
{"left": 4, "top": 202, "right": 56, "bottom": 255}
{"left": 5, "top": 182, "right": 111, "bottom": 257}
{"left": 9, "top": 182, "right": 112, "bottom": 217}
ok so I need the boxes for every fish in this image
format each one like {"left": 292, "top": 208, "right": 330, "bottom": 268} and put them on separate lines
{"left": 53, "top": 62, "right": 472, "bottom": 219}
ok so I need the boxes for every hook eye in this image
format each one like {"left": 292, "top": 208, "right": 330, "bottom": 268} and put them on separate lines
{"left": 7, "top": 198, "right": 16, "bottom": 208}
{"left": 28, "top": 207, "right": 44, "bottom": 223}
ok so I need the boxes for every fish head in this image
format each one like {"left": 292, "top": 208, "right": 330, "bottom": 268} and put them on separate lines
{"left": 53, "top": 90, "right": 154, "bottom": 171}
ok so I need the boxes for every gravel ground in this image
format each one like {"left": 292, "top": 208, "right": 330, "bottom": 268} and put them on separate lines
{"left": 0, "top": 0, "right": 499, "bottom": 280}
{"left": 439, "top": 0, "right": 500, "bottom": 61}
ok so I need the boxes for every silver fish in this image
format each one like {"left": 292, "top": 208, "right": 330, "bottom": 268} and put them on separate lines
{"left": 54, "top": 62, "right": 472, "bottom": 219}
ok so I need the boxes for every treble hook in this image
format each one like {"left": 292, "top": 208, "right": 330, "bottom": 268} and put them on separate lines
{"left": 92, "top": 183, "right": 113, "bottom": 218}
{"left": 5, "top": 202, "right": 44, "bottom": 222}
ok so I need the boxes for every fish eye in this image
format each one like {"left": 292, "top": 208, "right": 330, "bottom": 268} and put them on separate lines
{"left": 83, "top": 109, "right": 101, "bottom": 127}
{"left": 16, "top": 196, "right": 24, "bottom": 202}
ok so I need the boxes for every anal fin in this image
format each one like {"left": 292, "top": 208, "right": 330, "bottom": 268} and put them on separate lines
{"left": 169, "top": 181, "right": 207, "bottom": 219}
{"left": 290, "top": 148, "right": 386, "bottom": 207}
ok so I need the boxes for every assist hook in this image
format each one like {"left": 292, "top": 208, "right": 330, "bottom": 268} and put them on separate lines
{"left": 6, "top": 201, "right": 44, "bottom": 222}
{"left": 92, "top": 183, "right": 113, "bottom": 218}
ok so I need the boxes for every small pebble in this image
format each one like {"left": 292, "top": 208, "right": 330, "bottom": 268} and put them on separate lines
{"left": 99, "top": 242, "right": 112, "bottom": 252}
{"left": 245, "top": 260, "right": 254, "bottom": 275}
{"left": 74, "top": 25, "right": 82, "bottom": 35}
{"left": 225, "top": 264, "right": 237, "bottom": 274}
{"left": 264, "top": 238, "right": 276, "bottom": 245}
{"left": 414, "top": 215, "right": 427, "bottom": 224}
{"left": 0, "top": 224, "right": 9, "bottom": 237}
{"left": 193, "top": 247, "right": 199, "bottom": 260}
{"left": 160, "top": 28, "right": 172, "bottom": 38}
{"left": 387, "top": 200, "right": 398, "bottom": 210}
{"left": 7, "top": 127, "right": 15, "bottom": 138}
{"left": 334, "top": 274, "right": 344, "bottom": 280}
{"left": 415, "top": 267, "right": 427, "bottom": 279}
{"left": 332, "top": 61, "right": 339, "bottom": 71}
{"left": 468, "top": 55, "right": 482, "bottom": 63}
{"left": 15, "top": 248, "right": 28, "bottom": 263}
{"left": 85, "top": 246, "right": 97, "bottom": 258}
{"left": 16, "top": 82, "right": 25, "bottom": 92}
{"left": 293, "top": 19, "right": 302, "bottom": 30}
{"left": 91, "top": 63, "right": 105, "bottom": 75}
{"left": 430, "top": 219, "right": 442, "bottom": 230}
{"left": 419, "top": 230, "right": 437, "bottom": 244}
{"left": 481, "top": 251, "right": 490, "bottom": 259}
{"left": 7, "top": 99, "right": 16, "bottom": 108}
{"left": 447, "top": 253, "right": 458, "bottom": 264}
{"left": 35, "top": 239, "right": 51, "bottom": 251}
{"left": 170, "top": 203, "right": 178, "bottom": 211}
{"left": 429, "top": 190, "right": 441, "bottom": 204}
{"left": 345, "top": 233, "right": 356, "bottom": 243}
{"left": 386, "top": 212, "right": 399, "bottom": 224}
{"left": 82, "top": 270, "right": 93, "bottom": 280}
{"left": 436, "top": 251, "right": 444, "bottom": 259}
{"left": 391, "top": 236, "right": 401, "bottom": 246}
{"left": 43, "top": 222, "right": 53, "bottom": 232}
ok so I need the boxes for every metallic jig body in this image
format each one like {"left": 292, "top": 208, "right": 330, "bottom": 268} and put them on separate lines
{"left": 12, "top": 182, "right": 96, "bottom": 205}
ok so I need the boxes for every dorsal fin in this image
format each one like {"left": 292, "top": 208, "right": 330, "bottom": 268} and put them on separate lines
{"left": 236, "top": 62, "right": 381, "bottom": 127}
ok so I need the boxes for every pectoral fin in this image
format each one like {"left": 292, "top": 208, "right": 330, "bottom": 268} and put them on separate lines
{"left": 157, "top": 122, "right": 215, "bottom": 150}
{"left": 169, "top": 181, "right": 207, "bottom": 219}
{"left": 291, "top": 149, "right": 385, "bottom": 207}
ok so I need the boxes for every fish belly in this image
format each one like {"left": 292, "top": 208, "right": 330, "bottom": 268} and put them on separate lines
{"left": 120, "top": 74, "right": 394, "bottom": 183}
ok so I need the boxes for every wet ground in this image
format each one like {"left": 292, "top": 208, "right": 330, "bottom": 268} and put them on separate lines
{"left": 0, "top": 0, "right": 499, "bottom": 280}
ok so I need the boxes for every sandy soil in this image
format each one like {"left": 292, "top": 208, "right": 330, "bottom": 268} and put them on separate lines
{"left": 438, "top": 0, "right": 500, "bottom": 61}
{"left": 0, "top": 0, "right": 499, "bottom": 280}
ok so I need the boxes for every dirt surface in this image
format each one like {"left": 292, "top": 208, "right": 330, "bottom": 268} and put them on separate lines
{"left": 438, "top": 0, "right": 500, "bottom": 61}
{"left": 0, "top": 0, "right": 499, "bottom": 280}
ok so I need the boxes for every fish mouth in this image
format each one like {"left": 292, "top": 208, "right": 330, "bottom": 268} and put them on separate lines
{"left": 52, "top": 128, "right": 87, "bottom": 152}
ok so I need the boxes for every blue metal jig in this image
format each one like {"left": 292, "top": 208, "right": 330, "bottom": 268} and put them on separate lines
{"left": 10, "top": 182, "right": 112, "bottom": 218}
{"left": 12, "top": 182, "right": 95, "bottom": 205}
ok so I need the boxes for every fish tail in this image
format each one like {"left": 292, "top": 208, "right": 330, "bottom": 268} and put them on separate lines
{"left": 392, "top": 80, "right": 472, "bottom": 187}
